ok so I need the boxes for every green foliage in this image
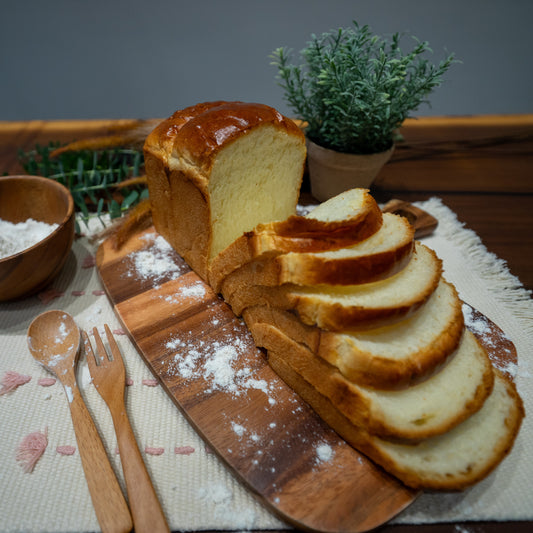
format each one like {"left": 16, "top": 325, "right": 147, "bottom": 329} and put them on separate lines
{"left": 18, "top": 142, "right": 148, "bottom": 233}
{"left": 271, "top": 22, "right": 455, "bottom": 154}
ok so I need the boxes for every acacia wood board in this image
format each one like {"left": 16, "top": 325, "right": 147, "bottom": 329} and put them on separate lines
{"left": 95, "top": 225, "right": 517, "bottom": 533}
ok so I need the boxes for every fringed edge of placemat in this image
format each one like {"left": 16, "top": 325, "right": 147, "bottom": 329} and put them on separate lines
{"left": 416, "top": 197, "right": 533, "bottom": 334}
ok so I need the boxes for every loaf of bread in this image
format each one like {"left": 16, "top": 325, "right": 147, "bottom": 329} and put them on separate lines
{"left": 144, "top": 101, "right": 307, "bottom": 280}
{"left": 144, "top": 101, "right": 524, "bottom": 491}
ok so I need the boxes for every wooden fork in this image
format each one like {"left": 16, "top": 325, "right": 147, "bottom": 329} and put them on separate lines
{"left": 83, "top": 325, "right": 170, "bottom": 533}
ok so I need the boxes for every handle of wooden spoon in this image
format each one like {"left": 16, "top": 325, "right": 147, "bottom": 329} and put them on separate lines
{"left": 68, "top": 386, "right": 133, "bottom": 533}
{"left": 111, "top": 400, "right": 169, "bottom": 533}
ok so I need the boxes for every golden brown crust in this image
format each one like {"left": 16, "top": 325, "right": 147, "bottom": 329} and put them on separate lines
{"left": 251, "top": 323, "right": 494, "bottom": 441}
{"left": 268, "top": 353, "right": 523, "bottom": 491}
{"left": 276, "top": 227, "right": 415, "bottom": 286}
{"left": 144, "top": 101, "right": 305, "bottom": 173}
{"left": 368, "top": 371, "right": 524, "bottom": 491}
{"left": 207, "top": 189, "right": 383, "bottom": 292}
{"left": 242, "top": 281, "right": 465, "bottom": 390}
{"left": 221, "top": 247, "right": 441, "bottom": 329}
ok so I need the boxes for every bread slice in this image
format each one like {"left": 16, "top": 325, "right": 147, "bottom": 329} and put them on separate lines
{"left": 243, "top": 278, "right": 464, "bottom": 389}
{"left": 251, "top": 322, "right": 494, "bottom": 441}
{"left": 208, "top": 188, "right": 383, "bottom": 292}
{"left": 268, "top": 350, "right": 524, "bottom": 490}
{"left": 213, "top": 212, "right": 414, "bottom": 293}
{"left": 144, "top": 101, "right": 307, "bottom": 280}
{"left": 222, "top": 242, "right": 441, "bottom": 331}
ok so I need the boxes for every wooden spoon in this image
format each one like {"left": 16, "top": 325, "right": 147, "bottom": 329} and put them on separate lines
{"left": 27, "top": 310, "right": 133, "bottom": 533}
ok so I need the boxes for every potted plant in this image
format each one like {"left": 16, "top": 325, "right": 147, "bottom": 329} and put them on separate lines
{"left": 271, "top": 22, "right": 455, "bottom": 200}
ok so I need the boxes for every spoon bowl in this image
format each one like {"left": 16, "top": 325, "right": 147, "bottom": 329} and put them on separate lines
{"left": 27, "top": 310, "right": 80, "bottom": 378}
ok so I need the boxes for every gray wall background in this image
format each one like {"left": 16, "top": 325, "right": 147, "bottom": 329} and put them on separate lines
{"left": 1, "top": 0, "right": 532, "bottom": 121}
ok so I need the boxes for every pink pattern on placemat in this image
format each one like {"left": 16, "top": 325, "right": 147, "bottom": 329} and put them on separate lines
{"left": 82, "top": 255, "right": 96, "bottom": 268}
{"left": 175, "top": 446, "right": 195, "bottom": 455}
{"left": 142, "top": 379, "right": 159, "bottom": 387}
{"left": 71, "top": 290, "right": 86, "bottom": 296}
{"left": 145, "top": 446, "right": 165, "bottom": 456}
{"left": 113, "top": 328, "right": 126, "bottom": 335}
{"left": 125, "top": 378, "right": 134, "bottom": 386}
{"left": 56, "top": 445, "right": 76, "bottom": 456}
{"left": 0, "top": 371, "right": 31, "bottom": 395}
{"left": 92, "top": 289, "right": 106, "bottom": 296}
{"left": 38, "top": 288, "right": 64, "bottom": 304}
{"left": 16, "top": 428, "right": 48, "bottom": 473}
{"left": 38, "top": 377, "right": 57, "bottom": 387}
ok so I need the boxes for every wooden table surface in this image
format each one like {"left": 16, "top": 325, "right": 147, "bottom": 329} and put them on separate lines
{"left": 1, "top": 115, "right": 532, "bottom": 533}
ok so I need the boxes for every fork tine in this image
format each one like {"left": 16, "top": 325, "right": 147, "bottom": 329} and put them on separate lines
{"left": 104, "top": 324, "right": 124, "bottom": 365}
{"left": 92, "top": 327, "right": 112, "bottom": 363}
{"left": 82, "top": 330, "right": 99, "bottom": 368}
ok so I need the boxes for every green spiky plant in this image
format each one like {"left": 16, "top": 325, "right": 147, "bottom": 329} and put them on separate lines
{"left": 18, "top": 142, "right": 147, "bottom": 232}
{"left": 271, "top": 21, "right": 455, "bottom": 154}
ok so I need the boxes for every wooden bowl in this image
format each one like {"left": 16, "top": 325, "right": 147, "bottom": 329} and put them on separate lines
{"left": 0, "top": 175, "right": 75, "bottom": 301}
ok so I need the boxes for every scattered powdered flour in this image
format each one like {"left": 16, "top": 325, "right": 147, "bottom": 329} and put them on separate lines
{"left": 166, "top": 323, "right": 276, "bottom": 401}
{"left": 462, "top": 303, "right": 520, "bottom": 380}
{"left": 177, "top": 280, "right": 206, "bottom": 299}
{"left": 231, "top": 422, "right": 246, "bottom": 437}
{"left": 0, "top": 218, "right": 58, "bottom": 259}
{"left": 315, "top": 443, "right": 334, "bottom": 463}
{"left": 197, "top": 483, "right": 257, "bottom": 529}
{"left": 125, "top": 232, "right": 189, "bottom": 283}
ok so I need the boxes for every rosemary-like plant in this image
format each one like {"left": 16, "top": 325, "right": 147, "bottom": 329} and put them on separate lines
{"left": 272, "top": 22, "right": 455, "bottom": 154}
{"left": 18, "top": 142, "right": 148, "bottom": 232}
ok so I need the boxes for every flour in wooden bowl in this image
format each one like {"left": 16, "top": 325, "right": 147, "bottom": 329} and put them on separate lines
{"left": 0, "top": 218, "right": 59, "bottom": 259}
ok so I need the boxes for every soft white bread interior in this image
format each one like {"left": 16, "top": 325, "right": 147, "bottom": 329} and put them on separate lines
{"left": 208, "top": 188, "right": 384, "bottom": 292}
{"left": 249, "top": 322, "right": 494, "bottom": 441}
{"left": 243, "top": 279, "right": 464, "bottom": 390}
{"left": 144, "top": 101, "right": 307, "bottom": 280}
{"left": 221, "top": 242, "right": 442, "bottom": 331}
{"left": 268, "top": 350, "right": 524, "bottom": 491}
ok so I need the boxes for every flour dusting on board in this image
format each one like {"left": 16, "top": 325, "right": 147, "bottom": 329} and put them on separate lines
{"left": 165, "top": 316, "right": 277, "bottom": 400}
{"left": 462, "top": 303, "right": 520, "bottom": 380}
{"left": 126, "top": 232, "right": 189, "bottom": 283}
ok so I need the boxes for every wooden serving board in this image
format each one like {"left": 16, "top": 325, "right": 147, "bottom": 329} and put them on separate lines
{"left": 96, "top": 225, "right": 517, "bottom": 533}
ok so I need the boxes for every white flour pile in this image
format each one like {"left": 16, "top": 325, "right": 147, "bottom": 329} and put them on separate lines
{"left": 125, "top": 231, "right": 189, "bottom": 283}
{"left": 0, "top": 218, "right": 58, "bottom": 259}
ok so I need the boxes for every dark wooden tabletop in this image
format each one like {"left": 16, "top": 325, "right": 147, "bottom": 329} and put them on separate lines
{"left": 0, "top": 115, "right": 532, "bottom": 533}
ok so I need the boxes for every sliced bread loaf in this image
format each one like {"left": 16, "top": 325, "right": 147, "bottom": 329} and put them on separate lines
{"left": 213, "top": 212, "right": 414, "bottom": 292}
{"left": 268, "top": 350, "right": 524, "bottom": 490}
{"left": 243, "top": 278, "right": 464, "bottom": 390}
{"left": 221, "top": 242, "right": 442, "bottom": 331}
{"left": 208, "top": 188, "right": 383, "bottom": 291}
{"left": 144, "top": 101, "right": 307, "bottom": 280}
{"left": 251, "top": 322, "right": 494, "bottom": 441}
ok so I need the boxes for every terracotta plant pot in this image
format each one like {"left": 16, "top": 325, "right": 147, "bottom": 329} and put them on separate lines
{"left": 307, "top": 139, "right": 394, "bottom": 202}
